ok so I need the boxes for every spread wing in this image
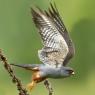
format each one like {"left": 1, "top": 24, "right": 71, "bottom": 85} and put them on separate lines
{"left": 31, "top": 3, "right": 75, "bottom": 67}
{"left": 46, "top": 3, "right": 75, "bottom": 66}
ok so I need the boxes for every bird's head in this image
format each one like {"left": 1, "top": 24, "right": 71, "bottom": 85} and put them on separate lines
{"left": 60, "top": 66, "right": 75, "bottom": 77}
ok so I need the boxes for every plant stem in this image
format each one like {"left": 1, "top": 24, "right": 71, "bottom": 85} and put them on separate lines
{"left": 44, "top": 79, "right": 53, "bottom": 95}
{"left": 0, "top": 49, "right": 29, "bottom": 95}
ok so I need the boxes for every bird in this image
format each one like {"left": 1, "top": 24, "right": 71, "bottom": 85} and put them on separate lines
{"left": 11, "top": 3, "right": 75, "bottom": 91}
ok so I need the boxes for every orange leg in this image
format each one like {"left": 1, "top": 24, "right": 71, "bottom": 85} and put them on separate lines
{"left": 27, "top": 71, "right": 45, "bottom": 91}
{"left": 27, "top": 71, "right": 47, "bottom": 91}
{"left": 27, "top": 80, "right": 36, "bottom": 91}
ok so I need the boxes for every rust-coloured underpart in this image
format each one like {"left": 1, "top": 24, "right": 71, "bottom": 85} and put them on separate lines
{"left": 27, "top": 71, "right": 46, "bottom": 91}
{"left": 27, "top": 71, "right": 53, "bottom": 95}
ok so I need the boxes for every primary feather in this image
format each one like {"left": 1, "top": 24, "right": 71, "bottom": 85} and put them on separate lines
{"left": 31, "top": 3, "right": 75, "bottom": 68}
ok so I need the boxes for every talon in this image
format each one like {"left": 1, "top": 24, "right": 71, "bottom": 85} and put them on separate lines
{"left": 27, "top": 81, "right": 36, "bottom": 91}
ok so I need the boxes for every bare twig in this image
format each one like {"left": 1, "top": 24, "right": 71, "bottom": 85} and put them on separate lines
{"left": 44, "top": 79, "right": 53, "bottom": 95}
{"left": 0, "top": 49, "right": 29, "bottom": 95}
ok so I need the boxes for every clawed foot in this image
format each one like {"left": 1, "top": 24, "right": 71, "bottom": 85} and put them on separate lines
{"left": 27, "top": 81, "right": 36, "bottom": 91}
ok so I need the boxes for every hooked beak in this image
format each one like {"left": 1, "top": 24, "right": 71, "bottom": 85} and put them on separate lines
{"left": 72, "top": 71, "right": 75, "bottom": 75}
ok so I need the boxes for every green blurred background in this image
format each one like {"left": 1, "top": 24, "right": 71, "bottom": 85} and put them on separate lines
{"left": 0, "top": 0, "right": 95, "bottom": 95}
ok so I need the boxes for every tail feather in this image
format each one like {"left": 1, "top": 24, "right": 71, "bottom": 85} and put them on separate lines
{"left": 10, "top": 64, "right": 40, "bottom": 70}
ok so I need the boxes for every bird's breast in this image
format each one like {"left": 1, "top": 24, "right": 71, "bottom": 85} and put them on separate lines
{"left": 41, "top": 67, "right": 62, "bottom": 78}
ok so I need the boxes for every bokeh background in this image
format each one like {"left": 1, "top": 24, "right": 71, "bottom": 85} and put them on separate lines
{"left": 0, "top": 0, "right": 95, "bottom": 95}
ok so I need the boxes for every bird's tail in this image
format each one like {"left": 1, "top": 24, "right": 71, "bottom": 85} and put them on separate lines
{"left": 11, "top": 64, "right": 40, "bottom": 71}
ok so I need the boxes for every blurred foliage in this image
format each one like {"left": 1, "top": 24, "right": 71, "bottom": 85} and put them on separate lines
{"left": 0, "top": 0, "right": 95, "bottom": 95}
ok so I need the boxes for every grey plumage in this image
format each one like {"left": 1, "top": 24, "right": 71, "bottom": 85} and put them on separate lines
{"left": 31, "top": 3, "right": 75, "bottom": 68}
{"left": 11, "top": 3, "right": 75, "bottom": 79}
{"left": 11, "top": 63, "right": 74, "bottom": 78}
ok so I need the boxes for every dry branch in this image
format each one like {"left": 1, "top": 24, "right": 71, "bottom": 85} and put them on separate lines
{"left": 0, "top": 49, "right": 29, "bottom": 95}
{"left": 44, "top": 79, "right": 53, "bottom": 95}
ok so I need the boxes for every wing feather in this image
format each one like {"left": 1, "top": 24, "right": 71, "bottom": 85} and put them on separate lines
{"left": 46, "top": 3, "right": 75, "bottom": 66}
{"left": 31, "top": 3, "right": 74, "bottom": 67}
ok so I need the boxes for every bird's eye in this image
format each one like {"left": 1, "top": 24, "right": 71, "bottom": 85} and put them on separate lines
{"left": 67, "top": 70, "right": 74, "bottom": 74}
